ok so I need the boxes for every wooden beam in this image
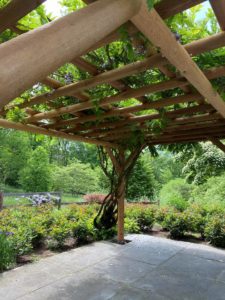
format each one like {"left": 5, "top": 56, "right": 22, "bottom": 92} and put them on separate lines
{"left": 0, "top": 0, "right": 142, "bottom": 108}
{"left": 117, "top": 150, "right": 126, "bottom": 243}
{"left": 185, "top": 31, "right": 225, "bottom": 56}
{"left": 210, "top": 137, "right": 225, "bottom": 153}
{"left": 155, "top": 0, "right": 206, "bottom": 19}
{"left": 210, "top": 0, "right": 225, "bottom": 31}
{"left": 85, "top": 0, "right": 206, "bottom": 20}
{"left": 166, "top": 120, "right": 225, "bottom": 132}
{"left": 147, "top": 131, "right": 225, "bottom": 144}
{"left": 0, "top": 118, "right": 117, "bottom": 148}
{"left": 0, "top": 0, "right": 47, "bottom": 34}
{"left": 173, "top": 112, "right": 222, "bottom": 125}
{"left": 132, "top": 5, "right": 225, "bottom": 118}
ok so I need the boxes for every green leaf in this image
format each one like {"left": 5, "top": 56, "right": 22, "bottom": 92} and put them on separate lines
{"left": 146, "top": 0, "right": 154, "bottom": 10}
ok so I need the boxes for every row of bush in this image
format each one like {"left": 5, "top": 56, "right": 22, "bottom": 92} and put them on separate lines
{"left": 0, "top": 203, "right": 224, "bottom": 272}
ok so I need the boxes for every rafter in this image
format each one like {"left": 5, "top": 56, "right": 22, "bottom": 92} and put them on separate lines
{"left": 210, "top": 137, "right": 225, "bottom": 153}
{"left": 1, "top": 0, "right": 225, "bottom": 148}
{"left": 132, "top": 5, "right": 225, "bottom": 118}
{"left": 0, "top": 118, "right": 117, "bottom": 148}
{"left": 24, "top": 63, "right": 225, "bottom": 123}
{"left": 210, "top": 0, "right": 225, "bottom": 31}
{"left": 0, "top": 0, "right": 47, "bottom": 34}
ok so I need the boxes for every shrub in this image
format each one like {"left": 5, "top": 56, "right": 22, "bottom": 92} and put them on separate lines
{"left": 163, "top": 212, "right": 191, "bottom": 239}
{"left": 48, "top": 210, "right": 73, "bottom": 248}
{"left": 155, "top": 207, "right": 175, "bottom": 230}
{"left": 83, "top": 194, "right": 106, "bottom": 204}
{"left": 191, "top": 173, "right": 225, "bottom": 208}
{"left": 72, "top": 217, "right": 96, "bottom": 245}
{"left": 185, "top": 204, "right": 207, "bottom": 238}
{"left": 126, "top": 205, "right": 155, "bottom": 231}
{"left": 205, "top": 216, "right": 225, "bottom": 248}
{"left": 124, "top": 218, "right": 140, "bottom": 233}
{"left": 159, "top": 179, "right": 192, "bottom": 211}
{"left": 0, "top": 231, "right": 16, "bottom": 272}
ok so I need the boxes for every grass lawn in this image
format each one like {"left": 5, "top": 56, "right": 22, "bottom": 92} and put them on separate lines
{"left": 62, "top": 194, "right": 83, "bottom": 203}
{"left": 3, "top": 193, "right": 83, "bottom": 207}
{"left": 3, "top": 196, "right": 30, "bottom": 206}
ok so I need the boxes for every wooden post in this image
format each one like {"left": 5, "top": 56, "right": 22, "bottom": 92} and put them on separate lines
{"left": 106, "top": 146, "right": 144, "bottom": 243}
{"left": 117, "top": 151, "right": 126, "bottom": 243}
{"left": 0, "top": 0, "right": 142, "bottom": 108}
{"left": 0, "top": 192, "right": 3, "bottom": 211}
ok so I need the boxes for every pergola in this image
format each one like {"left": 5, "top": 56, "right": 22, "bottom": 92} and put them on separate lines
{"left": 1, "top": 0, "right": 225, "bottom": 242}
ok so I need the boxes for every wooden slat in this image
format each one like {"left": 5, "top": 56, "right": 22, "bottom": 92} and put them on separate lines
{"left": 155, "top": 0, "right": 206, "bottom": 19}
{"left": 148, "top": 133, "right": 225, "bottom": 145}
{"left": 185, "top": 31, "right": 225, "bottom": 56}
{"left": 25, "top": 78, "right": 188, "bottom": 122}
{"left": 67, "top": 104, "right": 215, "bottom": 136}
{"left": 24, "top": 62, "right": 225, "bottom": 123}
{"left": 47, "top": 93, "right": 202, "bottom": 129}
{"left": 101, "top": 120, "right": 225, "bottom": 141}
{"left": 17, "top": 54, "right": 166, "bottom": 110}
{"left": 0, "top": 118, "right": 117, "bottom": 148}
{"left": 85, "top": 0, "right": 206, "bottom": 20}
{"left": 210, "top": 0, "right": 225, "bottom": 31}
{"left": 0, "top": 0, "right": 46, "bottom": 34}
{"left": 132, "top": 5, "right": 225, "bottom": 118}
{"left": 8, "top": 30, "right": 225, "bottom": 111}
{"left": 173, "top": 112, "right": 222, "bottom": 125}
{"left": 210, "top": 137, "right": 225, "bottom": 152}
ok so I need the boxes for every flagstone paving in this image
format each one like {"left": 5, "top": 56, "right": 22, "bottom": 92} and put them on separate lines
{"left": 1, "top": 234, "right": 225, "bottom": 300}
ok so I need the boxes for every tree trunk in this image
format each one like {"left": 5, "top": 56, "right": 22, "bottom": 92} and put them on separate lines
{"left": 117, "top": 173, "right": 126, "bottom": 243}
{"left": 0, "top": 192, "right": 3, "bottom": 211}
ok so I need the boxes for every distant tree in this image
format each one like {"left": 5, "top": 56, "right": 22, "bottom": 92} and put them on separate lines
{"left": 52, "top": 161, "right": 99, "bottom": 195}
{"left": 127, "top": 157, "right": 156, "bottom": 201}
{"left": 19, "top": 146, "right": 51, "bottom": 192}
{"left": 0, "top": 130, "right": 31, "bottom": 186}
{"left": 176, "top": 142, "right": 225, "bottom": 185}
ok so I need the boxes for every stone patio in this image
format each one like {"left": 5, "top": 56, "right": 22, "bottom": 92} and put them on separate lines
{"left": 1, "top": 234, "right": 225, "bottom": 300}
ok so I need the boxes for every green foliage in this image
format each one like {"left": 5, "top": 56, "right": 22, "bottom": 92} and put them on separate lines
{"left": 125, "top": 205, "right": 155, "bottom": 232}
{"left": 52, "top": 161, "right": 99, "bottom": 194}
{"left": 205, "top": 216, "right": 225, "bottom": 248}
{"left": 127, "top": 157, "right": 156, "bottom": 201}
{"left": 48, "top": 210, "right": 73, "bottom": 248}
{"left": 162, "top": 212, "right": 191, "bottom": 239}
{"left": 146, "top": 0, "right": 154, "bottom": 10}
{"left": 19, "top": 146, "right": 51, "bottom": 192}
{"left": 0, "top": 129, "right": 31, "bottom": 186}
{"left": 177, "top": 142, "right": 225, "bottom": 185}
{"left": 0, "top": 0, "right": 10, "bottom": 9}
{"left": 0, "top": 232, "right": 16, "bottom": 272}
{"left": 124, "top": 217, "right": 140, "bottom": 233}
{"left": 191, "top": 173, "right": 225, "bottom": 208}
{"left": 159, "top": 179, "right": 192, "bottom": 211}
